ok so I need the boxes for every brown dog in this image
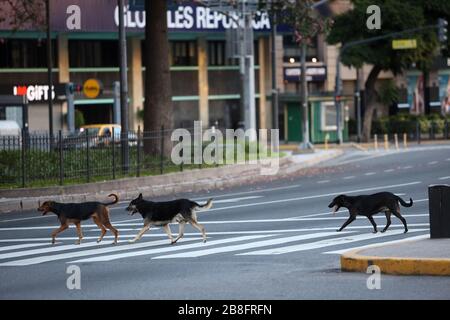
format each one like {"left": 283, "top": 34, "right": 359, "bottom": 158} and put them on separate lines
{"left": 38, "top": 194, "right": 119, "bottom": 245}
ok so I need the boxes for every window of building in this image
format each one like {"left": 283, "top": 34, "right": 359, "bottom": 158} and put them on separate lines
{"left": 321, "top": 101, "right": 342, "bottom": 131}
{"left": 0, "top": 39, "right": 57, "bottom": 68}
{"left": 170, "top": 41, "right": 197, "bottom": 66}
{"left": 69, "top": 40, "right": 119, "bottom": 68}
{"left": 283, "top": 35, "right": 319, "bottom": 64}
{"left": 208, "top": 40, "right": 259, "bottom": 66}
{"left": 208, "top": 41, "right": 225, "bottom": 66}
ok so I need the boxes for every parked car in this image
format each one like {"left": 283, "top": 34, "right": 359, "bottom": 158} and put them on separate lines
{"left": 62, "top": 124, "right": 137, "bottom": 149}
{"left": 0, "top": 121, "right": 21, "bottom": 150}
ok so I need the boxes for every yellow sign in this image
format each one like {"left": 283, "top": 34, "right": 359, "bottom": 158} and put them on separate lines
{"left": 83, "top": 79, "right": 102, "bottom": 99}
{"left": 392, "top": 39, "right": 417, "bottom": 50}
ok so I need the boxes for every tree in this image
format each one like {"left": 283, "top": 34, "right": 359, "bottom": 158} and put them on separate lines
{"left": 143, "top": 0, "right": 173, "bottom": 156}
{"left": 327, "top": 0, "right": 448, "bottom": 141}
{"left": 0, "top": 0, "right": 45, "bottom": 31}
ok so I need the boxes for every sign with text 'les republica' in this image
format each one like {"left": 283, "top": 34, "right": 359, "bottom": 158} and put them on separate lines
{"left": 44, "top": 0, "right": 271, "bottom": 33}
{"left": 392, "top": 39, "right": 417, "bottom": 50}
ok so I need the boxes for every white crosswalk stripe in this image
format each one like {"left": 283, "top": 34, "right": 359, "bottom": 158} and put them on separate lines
{"left": 0, "top": 243, "right": 50, "bottom": 253}
{"left": 237, "top": 229, "right": 425, "bottom": 255}
{"left": 70, "top": 235, "right": 273, "bottom": 263}
{"left": 151, "top": 232, "right": 345, "bottom": 259}
{"left": 0, "top": 238, "right": 197, "bottom": 266}
{"left": 0, "top": 228, "right": 429, "bottom": 265}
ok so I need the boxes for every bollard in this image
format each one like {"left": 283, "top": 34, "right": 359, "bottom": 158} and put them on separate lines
{"left": 428, "top": 185, "right": 450, "bottom": 238}
{"left": 394, "top": 134, "right": 399, "bottom": 150}
{"left": 445, "top": 121, "right": 449, "bottom": 140}
{"left": 416, "top": 120, "right": 421, "bottom": 144}
{"left": 324, "top": 134, "right": 329, "bottom": 150}
{"left": 384, "top": 134, "right": 389, "bottom": 150}
{"left": 374, "top": 134, "right": 378, "bottom": 151}
{"left": 403, "top": 133, "right": 408, "bottom": 149}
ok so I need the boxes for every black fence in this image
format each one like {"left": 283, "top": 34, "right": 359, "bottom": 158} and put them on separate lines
{"left": 0, "top": 127, "right": 215, "bottom": 188}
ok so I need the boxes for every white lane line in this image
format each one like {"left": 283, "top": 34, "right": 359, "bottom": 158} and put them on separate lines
{"left": 110, "top": 185, "right": 302, "bottom": 210}
{"left": 0, "top": 238, "right": 200, "bottom": 266}
{"left": 438, "top": 176, "right": 450, "bottom": 180}
{"left": 238, "top": 229, "right": 425, "bottom": 255}
{"left": 212, "top": 196, "right": 263, "bottom": 204}
{"left": 191, "top": 185, "right": 302, "bottom": 200}
{"left": 0, "top": 241, "right": 108, "bottom": 260}
{"left": 294, "top": 213, "right": 428, "bottom": 221}
{"left": 323, "top": 233, "right": 429, "bottom": 255}
{"left": 70, "top": 235, "right": 272, "bottom": 263}
{"left": 364, "top": 172, "right": 376, "bottom": 176}
{"left": 401, "top": 166, "right": 413, "bottom": 169}
{"left": 0, "top": 215, "right": 54, "bottom": 223}
{"left": 384, "top": 169, "right": 395, "bottom": 172}
{"left": 205, "top": 181, "right": 422, "bottom": 213}
{"left": 0, "top": 243, "right": 50, "bottom": 253}
{"left": 0, "top": 225, "right": 431, "bottom": 244}
{"left": 317, "top": 180, "right": 330, "bottom": 184}
{"left": 446, "top": 158, "right": 450, "bottom": 161}
{"left": 428, "top": 161, "right": 438, "bottom": 165}
{"left": 152, "top": 232, "right": 348, "bottom": 259}
{"left": 343, "top": 176, "right": 355, "bottom": 180}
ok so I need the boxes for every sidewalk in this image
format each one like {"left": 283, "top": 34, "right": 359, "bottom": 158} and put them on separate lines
{"left": 0, "top": 149, "right": 343, "bottom": 213}
{"left": 341, "top": 237, "right": 450, "bottom": 276}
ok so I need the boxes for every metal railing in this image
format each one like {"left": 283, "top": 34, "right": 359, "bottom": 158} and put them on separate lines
{"left": 0, "top": 126, "right": 209, "bottom": 188}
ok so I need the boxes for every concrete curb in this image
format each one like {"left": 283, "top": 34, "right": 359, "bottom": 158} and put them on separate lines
{"left": 341, "top": 248, "right": 450, "bottom": 276}
{"left": 0, "top": 149, "right": 343, "bottom": 214}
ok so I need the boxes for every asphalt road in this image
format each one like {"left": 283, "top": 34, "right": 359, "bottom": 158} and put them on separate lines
{"left": 1, "top": 145, "right": 450, "bottom": 299}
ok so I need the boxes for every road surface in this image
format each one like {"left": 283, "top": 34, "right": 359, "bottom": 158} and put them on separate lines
{"left": 1, "top": 145, "right": 450, "bottom": 299}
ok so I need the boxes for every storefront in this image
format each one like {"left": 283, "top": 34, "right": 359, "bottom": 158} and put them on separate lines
{"left": 0, "top": 0, "right": 274, "bottom": 132}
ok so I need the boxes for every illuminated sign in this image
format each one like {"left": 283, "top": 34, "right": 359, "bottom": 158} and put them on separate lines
{"left": 83, "top": 79, "right": 102, "bottom": 99}
{"left": 284, "top": 66, "right": 327, "bottom": 82}
{"left": 13, "top": 85, "right": 56, "bottom": 102}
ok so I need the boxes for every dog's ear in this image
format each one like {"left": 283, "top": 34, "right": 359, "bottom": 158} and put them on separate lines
{"left": 138, "top": 193, "right": 143, "bottom": 199}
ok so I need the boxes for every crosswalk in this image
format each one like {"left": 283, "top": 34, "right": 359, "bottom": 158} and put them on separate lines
{"left": 0, "top": 226, "right": 429, "bottom": 266}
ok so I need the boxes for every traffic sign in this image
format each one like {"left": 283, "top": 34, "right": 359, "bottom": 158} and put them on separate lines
{"left": 392, "top": 39, "right": 417, "bottom": 50}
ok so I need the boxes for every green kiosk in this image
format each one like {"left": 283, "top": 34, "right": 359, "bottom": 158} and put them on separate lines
{"left": 282, "top": 93, "right": 349, "bottom": 144}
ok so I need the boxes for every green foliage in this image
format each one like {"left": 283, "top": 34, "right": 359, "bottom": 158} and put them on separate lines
{"left": 371, "top": 113, "right": 449, "bottom": 134}
{"left": 74, "top": 109, "right": 85, "bottom": 128}
{"left": 327, "top": 0, "right": 442, "bottom": 72}
{"left": 377, "top": 80, "right": 399, "bottom": 106}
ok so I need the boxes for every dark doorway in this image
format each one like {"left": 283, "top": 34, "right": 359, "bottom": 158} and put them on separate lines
{"left": 76, "top": 104, "right": 113, "bottom": 125}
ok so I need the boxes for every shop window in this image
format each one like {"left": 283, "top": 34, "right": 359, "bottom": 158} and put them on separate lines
{"left": 170, "top": 41, "right": 197, "bottom": 66}
{"left": 321, "top": 101, "right": 342, "bottom": 131}
{"left": 69, "top": 40, "right": 119, "bottom": 68}
{"left": 0, "top": 39, "right": 57, "bottom": 68}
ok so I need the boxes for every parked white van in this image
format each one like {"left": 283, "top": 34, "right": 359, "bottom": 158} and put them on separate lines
{"left": 0, "top": 120, "right": 21, "bottom": 137}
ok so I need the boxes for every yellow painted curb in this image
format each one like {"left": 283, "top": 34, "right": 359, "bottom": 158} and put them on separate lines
{"left": 341, "top": 250, "right": 450, "bottom": 276}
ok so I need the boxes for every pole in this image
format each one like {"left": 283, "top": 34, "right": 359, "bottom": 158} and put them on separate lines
{"left": 118, "top": 0, "right": 129, "bottom": 173}
{"left": 300, "top": 42, "right": 313, "bottom": 149}
{"left": 356, "top": 68, "right": 362, "bottom": 143}
{"left": 46, "top": 0, "right": 54, "bottom": 140}
{"left": 335, "top": 50, "right": 343, "bottom": 145}
{"left": 271, "top": 12, "right": 279, "bottom": 133}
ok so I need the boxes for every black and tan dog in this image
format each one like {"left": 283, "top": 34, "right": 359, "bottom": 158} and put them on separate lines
{"left": 328, "top": 192, "right": 412, "bottom": 233}
{"left": 38, "top": 194, "right": 119, "bottom": 245}
{"left": 126, "top": 193, "right": 213, "bottom": 244}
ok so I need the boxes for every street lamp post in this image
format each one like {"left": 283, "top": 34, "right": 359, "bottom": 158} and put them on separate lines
{"left": 46, "top": 0, "right": 54, "bottom": 142}
{"left": 118, "top": 0, "right": 129, "bottom": 173}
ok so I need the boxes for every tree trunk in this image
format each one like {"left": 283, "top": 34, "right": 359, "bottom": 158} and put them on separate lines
{"left": 362, "top": 65, "right": 382, "bottom": 142}
{"left": 144, "top": 0, "right": 173, "bottom": 156}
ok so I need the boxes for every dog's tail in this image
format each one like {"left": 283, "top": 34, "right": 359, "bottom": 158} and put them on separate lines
{"left": 103, "top": 193, "right": 119, "bottom": 206}
{"left": 193, "top": 198, "right": 213, "bottom": 211}
{"left": 397, "top": 196, "right": 413, "bottom": 207}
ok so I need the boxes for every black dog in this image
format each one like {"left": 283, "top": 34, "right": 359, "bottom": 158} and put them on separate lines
{"left": 126, "top": 193, "right": 213, "bottom": 244}
{"left": 38, "top": 194, "right": 119, "bottom": 244}
{"left": 328, "top": 192, "right": 412, "bottom": 233}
